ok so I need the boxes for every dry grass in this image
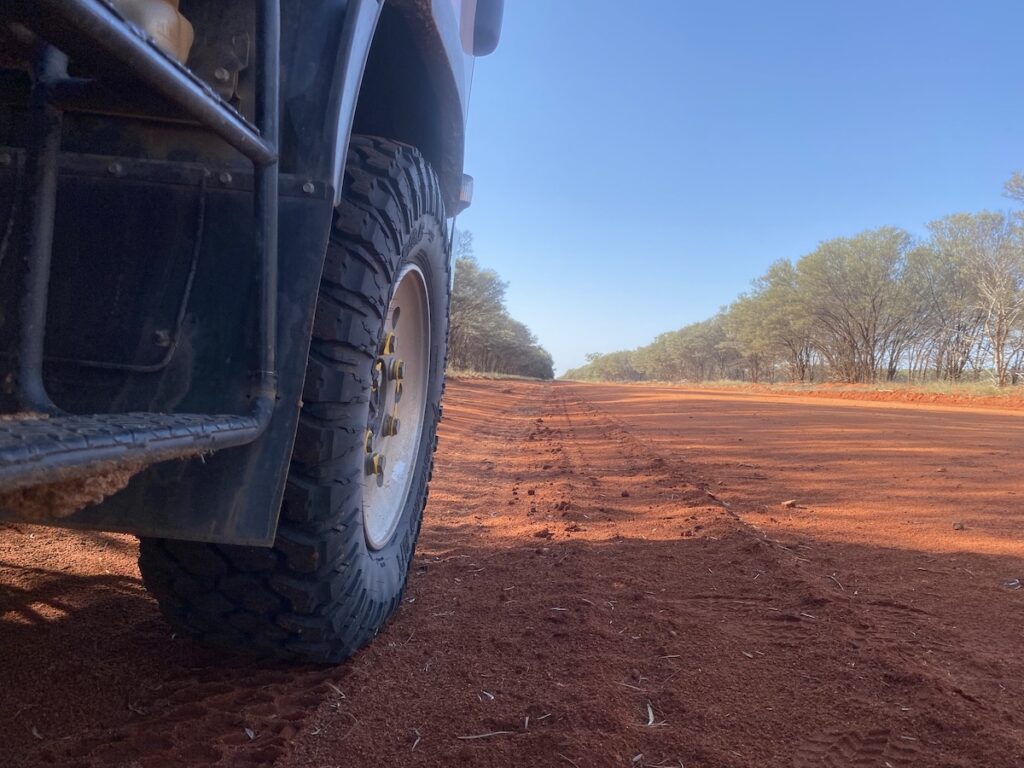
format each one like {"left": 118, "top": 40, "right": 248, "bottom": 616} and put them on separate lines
{"left": 446, "top": 368, "right": 548, "bottom": 382}
{"left": 635, "top": 378, "right": 1023, "bottom": 398}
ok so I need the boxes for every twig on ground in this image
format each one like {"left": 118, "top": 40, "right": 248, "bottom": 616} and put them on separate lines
{"left": 617, "top": 682, "right": 646, "bottom": 692}
{"left": 457, "top": 731, "right": 514, "bottom": 740}
{"left": 325, "top": 682, "right": 345, "bottom": 698}
{"left": 644, "top": 701, "right": 668, "bottom": 727}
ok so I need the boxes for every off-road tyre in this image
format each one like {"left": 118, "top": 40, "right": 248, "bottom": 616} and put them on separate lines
{"left": 137, "top": 136, "right": 449, "bottom": 663}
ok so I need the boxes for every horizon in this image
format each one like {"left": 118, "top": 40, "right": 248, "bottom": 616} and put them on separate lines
{"left": 456, "top": 0, "right": 1023, "bottom": 375}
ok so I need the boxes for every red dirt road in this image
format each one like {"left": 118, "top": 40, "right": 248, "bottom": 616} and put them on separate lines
{"left": 3, "top": 379, "right": 1024, "bottom": 767}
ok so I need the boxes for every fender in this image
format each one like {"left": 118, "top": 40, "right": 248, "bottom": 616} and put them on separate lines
{"left": 326, "top": 0, "right": 474, "bottom": 212}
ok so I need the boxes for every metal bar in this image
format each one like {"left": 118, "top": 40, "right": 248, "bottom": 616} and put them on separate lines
{"left": 16, "top": 46, "right": 66, "bottom": 413}
{"left": 30, "top": 0, "right": 276, "bottom": 167}
{"left": 251, "top": 0, "right": 280, "bottom": 421}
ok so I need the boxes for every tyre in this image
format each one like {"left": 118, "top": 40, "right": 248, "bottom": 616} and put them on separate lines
{"left": 137, "top": 136, "right": 449, "bottom": 663}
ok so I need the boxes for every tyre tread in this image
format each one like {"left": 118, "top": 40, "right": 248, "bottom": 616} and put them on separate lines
{"left": 138, "top": 136, "right": 448, "bottom": 663}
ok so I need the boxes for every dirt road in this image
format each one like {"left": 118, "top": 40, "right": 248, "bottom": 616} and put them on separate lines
{"left": 3, "top": 380, "right": 1023, "bottom": 767}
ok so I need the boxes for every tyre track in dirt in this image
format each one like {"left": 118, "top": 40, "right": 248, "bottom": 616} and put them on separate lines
{"left": 559, "top": 381, "right": 1024, "bottom": 767}
{"left": 3, "top": 378, "right": 1023, "bottom": 766}
{"left": 289, "top": 379, "right": 845, "bottom": 767}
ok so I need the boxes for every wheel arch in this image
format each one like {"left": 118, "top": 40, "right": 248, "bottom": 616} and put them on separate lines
{"left": 331, "top": 0, "right": 469, "bottom": 213}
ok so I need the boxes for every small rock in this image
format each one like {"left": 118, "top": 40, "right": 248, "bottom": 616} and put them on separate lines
{"left": 527, "top": 489, "right": 535, "bottom": 496}
{"left": 953, "top": 521, "right": 966, "bottom": 531}
{"left": 1002, "top": 578, "right": 1022, "bottom": 590}
{"left": 781, "top": 499, "right": 798, "bottom": 509}
{"left": 621, "top": 490, "right": 630, "bottom": 498}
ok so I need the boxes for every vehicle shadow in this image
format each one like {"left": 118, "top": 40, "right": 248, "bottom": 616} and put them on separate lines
{"left": 2, "top": 526, "right": 1023, "bottom": 768}
{"left": 0, "top": 558, "right": 344, "bottom": 768}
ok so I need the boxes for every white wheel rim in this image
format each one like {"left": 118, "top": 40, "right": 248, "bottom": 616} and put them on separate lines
{"left": 362, "top": 265, "right": 431, "bottom": 550}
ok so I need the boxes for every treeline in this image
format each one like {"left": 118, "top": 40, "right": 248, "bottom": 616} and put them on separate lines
{"left": 565, "top": 175, "right": 1024, "bottom": 386}
{"left": 448, "top": 232, "right": 554, "bottom": 379}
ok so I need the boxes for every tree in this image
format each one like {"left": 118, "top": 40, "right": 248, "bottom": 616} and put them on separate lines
{"left": 564, "top": 351, "right": 640, "bottom": 381}
{"left": 919, "top": 216, "right": 988, "bottom": 380}
{"left": 955, "top": 212, "right": 1024, "bottom": 386}
{"left": 1003, "top": 171, "right": 1024, "bottom": 205}
{"left": 727, "top": 260, "right": 814, "bottom": 382}
{"left": 447, "top": 231, "right": 554, "bottom": 379}
{"left": 796, "top": 227, "right": 914, "bottom": 382}
{"left": 562, "top": 174, "right": 1024, "bottom": 387}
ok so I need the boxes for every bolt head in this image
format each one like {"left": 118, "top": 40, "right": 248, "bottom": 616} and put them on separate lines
{"left": 218, "top": 171, "right": 232, "bottom": 185}
{"left": 152, "top": 329, "right": 172, "bottom": 348}
{"left": 213, "top": 67, "right": 231, "bottom": 82}
{"left": 366, "top": 452, "right": 385, "bottom": 476}
{"left": 107, "top": 162, "right": 124, "bottom": 177}
{"left": 302, "top": 181, "right": 315, "bottom": 195}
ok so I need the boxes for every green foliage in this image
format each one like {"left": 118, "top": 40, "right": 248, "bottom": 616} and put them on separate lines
{"left": 563, "top": 351, "right": 641, "bottom": 381}
{"left": 564, "top": 173, "right": 1024, "bottom": 386}
{"left": 447, "top": 232, "right": 554, "bottom": 379}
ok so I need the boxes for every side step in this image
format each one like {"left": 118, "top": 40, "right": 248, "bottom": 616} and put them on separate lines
{"left": 0, "top": 413, "right": 262, "bottom": 493}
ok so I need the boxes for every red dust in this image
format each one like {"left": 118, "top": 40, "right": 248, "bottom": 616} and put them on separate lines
{"left": 1, "top": 379, "right": 1022, "bottom": 766}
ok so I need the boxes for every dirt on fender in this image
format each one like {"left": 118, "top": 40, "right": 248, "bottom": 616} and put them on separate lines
{"left": 2, "top": 379, "right": 1023, "bottom": 767}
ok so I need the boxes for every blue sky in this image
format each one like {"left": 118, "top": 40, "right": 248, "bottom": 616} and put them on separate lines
{"left": 456, "top": 0, "right": 1022, "bottom": 374}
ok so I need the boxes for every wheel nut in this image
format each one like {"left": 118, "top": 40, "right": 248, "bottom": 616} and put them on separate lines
{"left": 364, "top": 429, "right": 374, "bottom": 453}
{"left": 366, "top": 452, "right": 385, "bottom": 476}
{"left": 390, "top": 359, "right": 405, "bottom": 380}
{"left": 383, "top": 414, "right": 401, "bottom": 436}
{"left": 382, "top": 332, "right": 397, "bottom": 355}
{"left": 394, "top": 381, "right": 403, "bottom": 401}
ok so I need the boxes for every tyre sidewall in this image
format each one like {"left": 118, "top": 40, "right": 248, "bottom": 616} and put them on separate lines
{"left": 352, "top": 214, "right": 448, "bottom": 604}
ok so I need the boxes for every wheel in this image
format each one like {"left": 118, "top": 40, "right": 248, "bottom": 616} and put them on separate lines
{"left": 137, "top": 136, "right": 449, "bottom": 663}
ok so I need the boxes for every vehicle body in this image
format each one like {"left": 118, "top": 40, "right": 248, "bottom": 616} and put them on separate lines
{"left": 0, "top": 0, "right": 502, "bottom": 661}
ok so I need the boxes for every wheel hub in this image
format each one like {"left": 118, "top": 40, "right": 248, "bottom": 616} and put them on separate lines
{"left": 362, "top": 265, "right": 430, "bottom": 549}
